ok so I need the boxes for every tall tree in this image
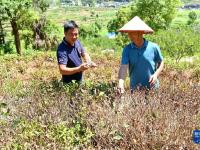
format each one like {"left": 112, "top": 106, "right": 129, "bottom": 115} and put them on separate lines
{"left": 0, "top": 0, "right": 32, "bottom": 54}
{"left": 135, "top": 0, "right": 181, "bottom": 30}
{"left": 108, "top": 0, "right": 181, "bottom": 32}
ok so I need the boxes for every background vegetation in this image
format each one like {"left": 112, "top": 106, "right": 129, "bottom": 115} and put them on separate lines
{"left": 0, "top": 0, "right": 200, "bottom": 149}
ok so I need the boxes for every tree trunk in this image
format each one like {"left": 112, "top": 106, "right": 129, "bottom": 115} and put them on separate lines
{"left": 11, "top": 19, "right": 21, "bottom": 55}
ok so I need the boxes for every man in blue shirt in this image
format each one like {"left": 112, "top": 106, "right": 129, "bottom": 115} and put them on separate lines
{"left": 57, "top": 20, "right": 97, "bottom": 84}
{"left": 118, "top": 16, "right": 164, "bottom": 93}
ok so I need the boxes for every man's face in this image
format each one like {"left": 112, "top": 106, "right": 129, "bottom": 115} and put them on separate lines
{"left": 64, "top": 28, "right": 78, "bottom": 45}
{"left": 128, "top": 31, "right": 143, "bottom": 41}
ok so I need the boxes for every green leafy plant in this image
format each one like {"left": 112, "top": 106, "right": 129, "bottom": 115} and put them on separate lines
{"left": 187, "top": 11, "right": 198, "bottom": 25}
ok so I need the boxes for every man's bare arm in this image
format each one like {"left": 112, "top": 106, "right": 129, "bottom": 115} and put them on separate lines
{"left": 59, "top": 64, "right": 88, "bottom": 75}
{"left": 154, "top": 61, "right": 164, "bottom": 77}
{"left": 118, "top": 64, "right": 128, "bottom": 93}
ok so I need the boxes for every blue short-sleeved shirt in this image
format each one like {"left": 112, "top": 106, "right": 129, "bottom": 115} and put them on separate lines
{"left": 121, "top": 39, "right": 163, "bottom": 89}
{"left": 57, "top": 38, "right": 85, "bottom": 83}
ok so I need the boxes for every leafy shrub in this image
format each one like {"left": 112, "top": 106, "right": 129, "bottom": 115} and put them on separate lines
{"left": 187, "top": 11, "right": 198, "bottom": 25}
{"left": 0, "top": 41, "right": 14, "bottom": 54}
{"left": 32, "top": 17, "right": 61, "bottom": 51}
{"left": 21, "top": 30, "right": 33, "bottom": 50}
{"left": 147, "top": 27, "right": 200, "bottom": 62}
{"left": 49, "top": 121, "right": 93, "bottom": 147}
{"left": 79, "top": 21, "right": 102, "bottom": 39}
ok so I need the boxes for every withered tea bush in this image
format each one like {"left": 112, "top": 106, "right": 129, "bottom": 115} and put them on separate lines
{"left": 0, "top": 53, "right": 200, "bottom": 149}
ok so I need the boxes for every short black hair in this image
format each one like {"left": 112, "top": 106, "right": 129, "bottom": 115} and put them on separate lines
{"left": 64, "top": 20, "right": 79, "bottom": 32}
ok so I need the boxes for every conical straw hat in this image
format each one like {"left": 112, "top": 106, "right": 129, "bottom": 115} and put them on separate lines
{"left": 118, "top": 16, "right": 154, "bottom": 34}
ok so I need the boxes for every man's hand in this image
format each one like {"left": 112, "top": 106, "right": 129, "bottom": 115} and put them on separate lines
{"left": 149, "top": 74, "right": 158, "bottom": 86}
{"left": 117, "top": 86, "right": 125, "bottom": 95}
{"left": 117, "top": 79, "right": 125, "bottom": 95}
{"left": 90, "top": 61, "right": 97, "bottom": 67}
{"left": 87, "top": 61, "right": 97, "bottom": 68}
{"left": 79, "top": 63, "right": 89, "bottom": 72}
